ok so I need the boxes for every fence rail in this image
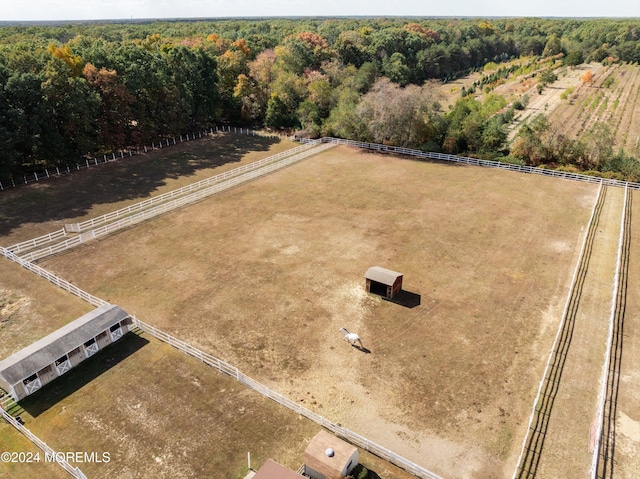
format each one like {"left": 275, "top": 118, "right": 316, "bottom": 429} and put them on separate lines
{"left": 132, "top": 317, "right": 444, "bottom": 479}
{"left": 0, "top": 408, "right": 87, "bottom": 479}
{"left": 6, "top": 229, "right": 67, "bottom": 255}
{"left": 18, "top": 142, "right": 332, "bottom": 262}
{"left": 315, "top": 137, "right": 640, "bottom": 190}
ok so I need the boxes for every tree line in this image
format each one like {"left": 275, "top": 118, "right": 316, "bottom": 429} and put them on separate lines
{"left": 0, "top": 17, "right": 638, "bottom": 179}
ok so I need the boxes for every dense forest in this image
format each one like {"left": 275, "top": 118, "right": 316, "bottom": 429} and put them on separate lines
{"left": 0, "top": 17, "right": 639, "bottom": 180}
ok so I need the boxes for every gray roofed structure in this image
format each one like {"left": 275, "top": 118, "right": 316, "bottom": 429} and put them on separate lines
{"left": 364, "top": 266, "right": 402, "bottom": 285}
{"left": 0, "top": 304, "right": 128, "bottom": 385}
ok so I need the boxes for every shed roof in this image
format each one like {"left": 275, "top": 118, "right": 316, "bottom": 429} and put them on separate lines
{"left": 364, "top": 266, "right": 403, "bottom": 286}
{"left": 303, "top": 430, "right": 357, "bottom": 478}
{"left": 253, "top": 459, "right": 304, "bottom": 479}
{"left": 0, "top": 304, "right": 129, "bottom": 385}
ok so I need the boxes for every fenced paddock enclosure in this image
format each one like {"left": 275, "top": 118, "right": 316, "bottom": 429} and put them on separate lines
{"left": 1, "top": 325, "right": 415, "bottom": 479}
{"left": 19, "top": 139, "right": 612, "bottom": 478}
{"left": 10, "top": 141, "right": 332, "bottom": 262}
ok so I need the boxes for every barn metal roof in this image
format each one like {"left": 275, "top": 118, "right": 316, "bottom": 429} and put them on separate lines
{"left": 0, "top": 304, "right": 129, "bottom": 386}
{"left": 364, "top": 266, "right": 403, "bottom": 285}
{"left": 303, "top": 430, "right": 357, "bottom": 478}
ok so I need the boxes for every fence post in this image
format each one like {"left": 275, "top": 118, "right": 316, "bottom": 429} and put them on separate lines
{"left": 144, "top": 145, "right": 147, "bottom": 153}
{"left": 34, "top": 172, "right": 38, "bottom": 182}
{"left": 45, "top": 169, "right": 49, "bottom": 178}
{"left": 85, "top": 159, "right": 90, "bottom": 168}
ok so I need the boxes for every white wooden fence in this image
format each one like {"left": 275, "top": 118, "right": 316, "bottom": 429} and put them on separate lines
{"left": 6, "top": 228, "right": 68, "bottom": 255}
{"left": 511, "top": 181, "right": 604, "bottom": 479}
{"left": 133, "top": 317, "right": 444, "bottom": 479}
{"left": 0, "top": 408, "right": 87, "bottom": 479}
{"left": 311, "top": 137, "right": 640, "bottom": 190}
{"left": 0, "top": 125, "right": 289, "bottom": 192}
{"left": 64, "top": 140, "right": 322, "bottom": 233}
{"left": 0, "top": 242, "right": 445, "bottom": 478}
{"left": 590, "top": 184, "right": 629, "bottom": 478}
{"left": 15, "top": 142, "right": 333, "bottom": 262}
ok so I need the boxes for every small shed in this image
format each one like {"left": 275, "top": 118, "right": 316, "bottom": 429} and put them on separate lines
{"left": 0, "top": 304, "right": 132, "bottom": 401}
{"left": 253, "top": 459, "right": 304, "bottom": 479}
{"left": 303, "top": 430, "right": 359, "bottom": 479}
{"left": 364, "top": 266, "right": 403, "bottom": 300}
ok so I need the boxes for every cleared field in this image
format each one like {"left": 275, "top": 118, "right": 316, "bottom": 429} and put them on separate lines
{"left": 32, "top": 144, "right": 599, "bottom": 478}
{"left": 515, "top": 62, "right": 640, "bottom": 156}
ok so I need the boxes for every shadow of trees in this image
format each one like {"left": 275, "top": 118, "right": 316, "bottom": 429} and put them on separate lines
{"left": 0, "top": 133, "right": 279, "bottom": 237}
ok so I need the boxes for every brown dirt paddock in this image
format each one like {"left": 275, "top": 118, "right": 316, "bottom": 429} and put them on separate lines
{"left": 28, "top": 144, "right": 600, "bottom": 478}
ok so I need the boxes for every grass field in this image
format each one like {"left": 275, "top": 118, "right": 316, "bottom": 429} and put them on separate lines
{"left": 2, "top": 330, "right": 413, "bottom": 479}
{"left": 0, "top": 258, "right": 92, "bottom": 359}
{"left": 0, "top": 137, "right": 597, "bottom": 478}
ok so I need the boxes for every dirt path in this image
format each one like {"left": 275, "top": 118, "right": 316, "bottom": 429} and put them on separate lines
{"left": 534, "top": 186, "right": 625, "bottom": 478}
{"left": 614, "top": 189, "right": 640, "bottom": 478}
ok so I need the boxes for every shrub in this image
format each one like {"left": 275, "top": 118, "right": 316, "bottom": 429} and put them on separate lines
{"left": 347, "top": 464, "right": 369, "bottom": 479}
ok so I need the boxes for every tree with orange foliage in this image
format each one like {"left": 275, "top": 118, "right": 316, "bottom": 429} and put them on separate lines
{"left": 83, "top": 63, "right": 136, "bottom": 148}
{"left": 581, "top": 70, "right": 594, "bottom": 84}
{"left": 403, "top": 23, "right": 441, "bottom": 43}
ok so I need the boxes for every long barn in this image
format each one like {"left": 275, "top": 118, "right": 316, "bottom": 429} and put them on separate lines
{"left": 0, "top": 304, "right": 132, "bottom": 401}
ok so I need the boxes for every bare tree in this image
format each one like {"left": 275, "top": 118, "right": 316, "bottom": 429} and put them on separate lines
{"left": 357, "top": 78, "right": 442, "bottom": 148}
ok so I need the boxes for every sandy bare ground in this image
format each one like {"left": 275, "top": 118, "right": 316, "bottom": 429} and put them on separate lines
{"left": 34, "top": 145, "right": 600, "bottom": 478}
